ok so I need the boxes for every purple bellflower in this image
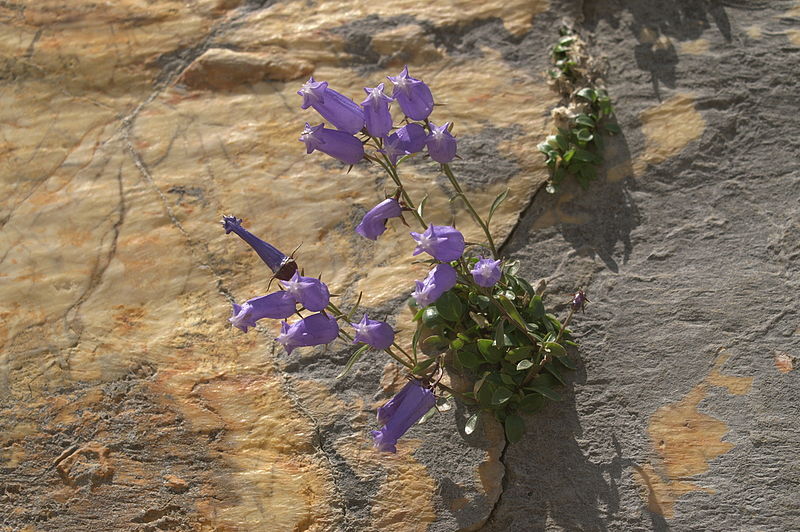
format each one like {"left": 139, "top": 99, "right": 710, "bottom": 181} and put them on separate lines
{"left": 355, "top": 198, "right": 403, "bottom": 240}
{"left": 387, "top": 66, "right": 434, "bottom": 121}
{"left": 229, "top": 291, "right": 297, "bottom": 332}
{"left": 276, "top": 312, "right": 340, "bottom": 354}
{"left": 381, "top": 123, "right": 428, "bottom": 165}
{"left": 280, "top": 271, "right": 330, "bottom": 312}
{"left": 300, "top": 123, "right": 365, "bottom": 166}
{"left": 426, "top": 122, "right": 457, "bottom": 163}
{"left": 410, "top": 224, "right": 465, "bottom": 262}
{"left": 351, "top": 314, "right": 395, "bottom": 350}
{"left": 222, "top": 216, "right": 298, "bottom": 281}
{"left": 470, "top": 257, "right": 502, "bottom": 288}
{"left": 371, "top": 380, "right": 436, "bottom": 453}
{"left": 412, "top": 263, "right": 458, "bottom": 308}
{"left": 298, "top": 77, "right": 365, "bottom": 134}
{"left": 361, "top": 83, "right": 394, "bottom": 138}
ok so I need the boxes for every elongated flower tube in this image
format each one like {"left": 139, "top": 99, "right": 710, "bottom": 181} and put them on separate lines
{"left": 387, "top": 66, "right": 434, "bottom": 121}
{"left": 371, "top": 380, "right": 436, "bottom": 453}
{"left": 276, "top": 312, "right": 340, "bottom": 354}
{"left": 351, "top": 314, "right": 395, "bottom": 350}
{"left": 298, "top": 77, "right": 365, "bottom": 134}
{"left": 361, "top": 83, "right": 393, "bottom": 138}
{"left": 280, "top": 271, "right": 330, "bottom": 312}
{"left": 410, "top": 224, "right": 465, "bottom": 262}
{"left": 412, "top": 263, "right": 457, "bottom": 308}
{"left": 355, "top": 198, "right": 402, "bottom": 240}
{"left": 300, "top": 123, "right": 365, "bottom": 165}
{"left": 222, "top": 216, "right": 298, "bottom": 281}
{"left": 229, "top": 291, "right": 297, "bottom": 332}
{"left": 470, "top": 257, "right": 502, "bottom": 288}
{"left": 426, "top": 122, "right": 457, "bottom": 163}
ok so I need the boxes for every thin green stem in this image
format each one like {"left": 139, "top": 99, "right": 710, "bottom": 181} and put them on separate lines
{"left": 376, "top": 153, "right": 427, "bottom": 229}
{"left": 442, "top": 164, "right": 498, "bottom": 258}
{"left": 326, "top": 302, "right": 414, "bottom": 369}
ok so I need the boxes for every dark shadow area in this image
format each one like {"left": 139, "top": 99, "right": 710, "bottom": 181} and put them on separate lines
{"left": 503, "top": 130, "right": 640, "bottom": 273}
{"left": 581, "top": 0, "right": 733, "bottom": 99}
{"left": 482, "top": 357, "right": 621, "bottom": 531}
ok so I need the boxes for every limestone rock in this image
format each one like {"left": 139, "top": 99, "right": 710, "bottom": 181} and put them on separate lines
{"left": 179, "top": 48, "right": 313, "bottom": 89}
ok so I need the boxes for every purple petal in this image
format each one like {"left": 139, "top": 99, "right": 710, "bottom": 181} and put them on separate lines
{"left": 280, "top": 272, "right": 330, "bottom": 312}
{"left": 361, "top": 83, "right": 394, "bottom": 138}
{"left": 221, "top": 216, "right": 297, "bottom": 281}
{"left": 371, "top": 380, "right": 436, "bottom": 453}
{"left": 355, "top": 198, "right": 403, "bottom": 240}
{"left": 412, "top": 263, "right": 458, "bottom": 308}
{"left": 410, "top": 224, "right": 465, "bottom": 262}
{"left": 387, "top": 66, "right": 434, "bottom": 121}
{"left": 396, "top": 123, "right": 427, "bottom": 154}
{"left": 276, "top": 312, "right": 339, "bottom": 354}
{"left": 298, "top": 77, "right": 365, "bottom": 134}
{"left": 229, "top": 291, "right": 298, "bottom": 332}
{"left": 426, "top": 122, "right": 457, "bottom": 164}
{"left": 300, "top": 122, "right": 365, "bottom": 165}
{"left": 470, "top": 258, "right": 502, "bottom": 288}
{"left": 351, "top": 314, "right": 395, "bottom": 350}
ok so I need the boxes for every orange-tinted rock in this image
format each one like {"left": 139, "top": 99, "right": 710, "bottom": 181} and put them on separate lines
{"left": 179, "top": 48, "right": 314, "bottom": 90}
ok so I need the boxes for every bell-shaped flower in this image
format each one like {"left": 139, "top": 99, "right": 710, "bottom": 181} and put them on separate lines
{"left": 371, "top": 380, "right": 436, "bottom": 453}
{"left": 396, "top": 123, "right": 427, "bottom": 154}
{"left": 470, "top": 257, "right": 502, "bottom": 288}
{"left": 351, "top": 314, "right": 395, "bottom": 350}
{"left": 380, "top": 133, "right": 411, "bottom": 166}
{"left": 229, "top": 291, "right": 297, "bottom": 332}
{"left": 361, "top": 83, "right": 393, "bottom": 138}
{"left": 426, "top": 122, "right": 457, "bottom": 163}
{"left": 387, "top": 66, "right": 434, "bottom": 121}
{"left": 276, "top": 312, "right": 340, "bottom": 354}
{"left": 300, "top": 123, "right": 364, "bottom": 166}
{"left": 280, "top": 271, "right": 330, "bottom": 312}
{"left": 355, "top": 198, "right": 402, "bottom": 240}
{"left": 410, "top": 224, "right": 465, "bottom": 262}
{"left": 222, "top": 216, "right": 298, "bottom": 281}
{"left": 298, "top": 77, "right": 365, "bottom": 134}
{"left": 412, "top": 263, "right": 457, "bottom": 308}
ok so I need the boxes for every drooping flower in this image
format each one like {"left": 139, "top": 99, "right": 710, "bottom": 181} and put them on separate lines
{"left": 280, "top": 271, "right": 330, "bottom": 312}
{"left": 222, "top": 216, "right": 297, "bottom": 281}
{"left": 571, "top": 289, "right": 589, "bottom": 312}
{"left": 351, "top": 314, "right": 395, "bottom": 350}
{"left": 410, "top": 225, "right": 465, "bottom": 262}
{"left": 361, "top": 83, "right": 394, "bottom": 138}
{"left": 470, "top": 257, "right": 502, "bottom": 288}
{"left": 371, "top": 380, "right": 436, "bottom": 453}
{"left": 298, "top": 77, "right": 365, "bottom": 134}
{"left": 355, "top": 198, "right": 403, "bottom": 240}
{"left": 387, "top": 66, "right": 434, "bottom": 121}
{"left": 396, "top": 123, "right": 427, "bottom": 154}
{"left": 300, "top": 123, "right": 365, "bottom": 165}
{"left": 229, "top": 291, "right": 297, "bottom": 332}
{"left": 412, "top": 263, "right": 458, "bottom": 308}
{"left": 426, "top": 122, "right": 457, "bottom": 163}
{"left": 276, "top": 312, "right": 340, "bottom": 354}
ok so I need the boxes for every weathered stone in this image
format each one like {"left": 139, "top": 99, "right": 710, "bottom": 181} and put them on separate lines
{"left": 179, "top": 47, "right": 314, "bottom": 89}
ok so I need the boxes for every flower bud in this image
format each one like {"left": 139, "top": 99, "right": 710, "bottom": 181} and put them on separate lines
{"left": 300, "top": 122, "right": 365, "bottom": 165}
{"left": 387, "top": 66, "right": 434, "bottom": 121}
{"left": 280, "top": 272, "right": 330, "bottom": 312}
{"left": 222, "top": 216, "right": 297, "bottom": 281}
{"left": 276, "top": 312, "right": 339, "bottom": 354}
{"left": 410, "top": 225, "right": 465, "bottom": 262}
{"left": 361, "top": 83, "right": 393, "bottom": 138}
{"left": 229, "top": 291, "right": 297, "bottom": 332}
{"left": 351, "top": 314, "right": 395, "bottom": 350}
{"left": 298, "top": 77, "right": 365, "bottom": 134}
{"left": 355, "top": 198, "right": 403, "bottom": 240}
{"left": 426, "top": 122, "right": 457, "bottom": 163}
{"left": 470, "top": 258, "right": 502, "bottom": 288}
{"left": 412, "top": 263, "right": 458, "bottom": 308}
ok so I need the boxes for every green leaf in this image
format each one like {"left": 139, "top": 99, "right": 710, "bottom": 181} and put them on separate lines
{"left": 435, "top": 290, "right": 464, "bottom": 322}
{"left": 491, "top": 386, "right": 513, "bottom": 405}
{"left": 416, "top": 194, "right": 429, "bottom": 220}
{"left": 558, "top": 36, "right": 575, "bottom": 46}
{"left": 604, "top": 122, "right": 621, "bottom": 134}
{"left": 477, "top": 338, "right": 493, "bottom": 357}
{"left": 477, "top": 382, "right": 494, "bottom": 407}
{"left": 487, "top": 188, "right": 509, "bottom": 226}
{"left": 555, "top": 133, "right": 569, "bottom": 151}
{"left": 337, "top": 344, "right": 370, "bottom": 379}
{"left": 563, "top": 148, "right": 576, "bottom": 163}
{"left": 496, "top": 295, "right": 528, "bottom": 334}
{"left": 450, "top": 338, "right": 465, "bottom": 350}
{"left": 494, "top": 320, "right": 506, "bottom": 347}
{"left": 528, "top": 295, "right": 545, "bottom": 320}
{"left": 576, "top": 88, "right": 598, "bottom": 102}
{"left": 573, "top": 148, "right": 597, "bottom": 162}
{"left": 516, "top": 359, "right": 534, "bottom": 371}
{"left": 412, "top": 357, "right": 437, "bottom": 375}
{"left": 575, "top": 114, "right": 596, "bottom": 128}
{"left": 500, "top": 373, "right": 516, "bottom": 387}
{"left": 544, "top": 363, "right": 566, "bottom": 385}
{"left": 417, "top": 405, "right": 437, "bottom": 425}
{"left": 464, "top": 413, "right": 478, "bottom": 435}
{"left": 504, "top": 414, "right": 524, "bottom": 443}
{"left": 544, "top": 342, "right": 566, "bottom": 358}
{"left": 519, "top": 394, "right": 546, "bottom": 413}
{"left": 421, "top": 307, "right": 443, "bottom": 327}
{"left": 525, "top": 376, "right": 562, "bottom": 401}
{"left": 576, "top": 129, "right": 594, "bottom": 143}
{"left": 457, "top": 347, "right": 482, "bottom": 370}
{"left": 506, "top": 346, "right": 534, "bottom": 363}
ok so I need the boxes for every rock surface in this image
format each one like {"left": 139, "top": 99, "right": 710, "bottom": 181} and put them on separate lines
{"left": 1, "top": 0, "right": 798, "bottom": 531}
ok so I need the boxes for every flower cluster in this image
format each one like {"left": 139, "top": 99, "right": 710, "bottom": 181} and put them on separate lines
{"left": 221, "top": 66, "right": 585, "bottom": 454}
{"left": 223, "top": 216, "right": 394, "bottom": 353}
{"left": 298, "top": 66, "right": 457, "bottom": 166}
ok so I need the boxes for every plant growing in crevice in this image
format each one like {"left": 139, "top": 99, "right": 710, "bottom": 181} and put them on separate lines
{"left": 539, "top": 26, "right": 620, "bottom": 192}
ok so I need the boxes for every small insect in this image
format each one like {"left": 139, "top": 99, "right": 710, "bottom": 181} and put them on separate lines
{"left": 571, "top": 289, "right": 589, "bottom": 313}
